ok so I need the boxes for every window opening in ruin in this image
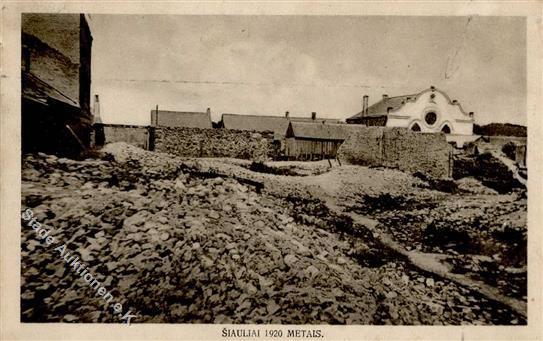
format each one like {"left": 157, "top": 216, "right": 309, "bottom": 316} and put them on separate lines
{"left": 425, "top": 111, "right": 437, "bottom": 125}
{"left": 411, "top": 123, "right": 421, "bottom": 132}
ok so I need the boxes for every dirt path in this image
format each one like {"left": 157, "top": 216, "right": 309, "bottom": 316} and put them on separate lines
{"left": 207, "top": 159, "right": 528, "bottom": 319}
{"left": 276, "top": 166, "right": 527, "bottom": 318}
{"left": 488, "top": 150, "right": 526, "bottom": 186}
{"left": 290, "top": 168, "right": 527, "bottom": 318}
{"left": 338, "top": 208, "right": 527, "bottom": 318}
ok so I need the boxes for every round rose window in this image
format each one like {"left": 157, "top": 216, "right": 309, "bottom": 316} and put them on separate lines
{"left": 425, "top": 111, "right": 437, "bottom": 125}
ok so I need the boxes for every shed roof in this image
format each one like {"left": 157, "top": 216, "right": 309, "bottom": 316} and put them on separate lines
{"left": 151, "top": 110, "right": 212, "bottom": 129}
{"left": 286, "top": 121, "right": 364, "bottom": 140}
{"left": 221, "top": 113, "right": 343, "bottom": 135}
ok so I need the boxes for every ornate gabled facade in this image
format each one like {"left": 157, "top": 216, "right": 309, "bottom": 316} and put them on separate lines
{"left": 346, "top": 86, "right": 475, "bottom": 136}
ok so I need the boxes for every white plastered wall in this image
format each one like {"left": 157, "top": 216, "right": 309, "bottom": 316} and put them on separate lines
{"left": 386, "top": 89, "right": 474, "bottom": 135}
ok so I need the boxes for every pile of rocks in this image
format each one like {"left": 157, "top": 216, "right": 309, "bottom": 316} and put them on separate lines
{"left": 21, "top": 146, "right": 379, "bottom": 323}
{"left": 20, "top": 143, "right": 526, "bottom": 325}
{"left": 152, "top": 126, "right": 277, "bottom": 161}
{"left": 346, "top": 186, "right": 527, "bottom": 301}
{"left": 370, "top": 261, "right": 525, "bottom": 325}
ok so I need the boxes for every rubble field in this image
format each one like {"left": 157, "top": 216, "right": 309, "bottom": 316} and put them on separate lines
{"left": 21, "top": 143, "right": 527, "bottom": 325}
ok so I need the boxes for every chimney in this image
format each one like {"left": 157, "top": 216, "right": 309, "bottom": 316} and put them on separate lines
{"left": 311, "top": 112, "right": 317, "bottom": 120}
{"left": 285, "top": 111, "right": 290, "bottom": 118}
{"left": 362, "top": 95, "right": 369, "bottom": 116}
{"left": 382, "top": 94, "right": 388, "bottom": 101}
{"left": 152, "top": 105, "right": 159, "bottom": 126}
{"left": 206, "top": 108, "right": 211, "bottom": 115}
{"left": 92, "top": 94, "right": 102, "bottom": 124}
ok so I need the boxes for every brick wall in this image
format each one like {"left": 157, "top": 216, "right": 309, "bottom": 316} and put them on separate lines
{"left": 22, "top": 14, "right": 81, "bottom": 64}
{"left": 338, "top": 127, "right": 452, "bottom": 178}
{"left": 153, "top": 127, "right": 278, "bottom": 161}
{"left": 22, "top": 14, "right": 83, "bottom": 105}
{"left": 23, "top": 33, "right": 80, "bottom": 104}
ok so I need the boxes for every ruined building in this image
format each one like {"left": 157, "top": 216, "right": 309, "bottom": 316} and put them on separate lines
{"left": 346, "top": 86, "right": 475, "bottom": 137}
{"left": 21, "top": 13, "right": 93, "bottom": 155}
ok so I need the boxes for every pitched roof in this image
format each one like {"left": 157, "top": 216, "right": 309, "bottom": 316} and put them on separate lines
{"left": 289, "top": 117, "right": 342, "bottom": 124}
{"left": 221, "top": 113, "right": 343, "bottom": 136}
{"left": 151, "top": 110, "right": 212, "bottom": 129}
{"left": 348, "top": 94, "right": 415, "bottom": 121}
{"left": 286, "top": 121, "right": 364, "bottom": 140}
{"left": 347, "top": 87, "right": 474, "bottom": 122}
{"left": 221, "top": 114, "right": 288, "bottom": 134}
{"left": 22, "top": 72, "right": 78, "bottom": 107}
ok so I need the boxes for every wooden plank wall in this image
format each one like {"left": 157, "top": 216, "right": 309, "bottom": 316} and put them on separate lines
{"left": 285, "top": 138, "right": 342, "bottom": 160}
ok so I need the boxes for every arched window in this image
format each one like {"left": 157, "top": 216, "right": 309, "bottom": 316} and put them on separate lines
{"left": 441, "top": 124, "right": 451, "bottom": 134}
{"left": 410, "top": 123, "right": 421, "bottom": 132}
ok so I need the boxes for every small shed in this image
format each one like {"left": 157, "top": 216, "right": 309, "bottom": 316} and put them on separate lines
{"left": 284, "top": 122, "right": 360, "bottom": 160}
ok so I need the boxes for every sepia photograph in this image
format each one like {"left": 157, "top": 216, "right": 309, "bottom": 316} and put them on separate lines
{"left": 1, "top": 2, "right": 541, "bottom": 340}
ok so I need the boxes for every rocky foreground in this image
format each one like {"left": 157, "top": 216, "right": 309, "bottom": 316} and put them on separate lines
{"left": 21, "top": 143, "right": 526, "bottom": 324}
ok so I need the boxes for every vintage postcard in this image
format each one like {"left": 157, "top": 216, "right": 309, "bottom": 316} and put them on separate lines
{"left": 1, "top": 1, "right": 542, "bottom": 340}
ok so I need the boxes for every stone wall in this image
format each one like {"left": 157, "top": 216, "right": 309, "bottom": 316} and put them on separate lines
{"left": 153, "top": 127, "right": 278, "bottom": 160}
{"left": 338, "top": 127, "right": 452, "bottom": 178}
{"left": 96, "top": 124, "right": 150, "bottom": 149}
{"left": 338, "top": 126, "right": 384, "bottom": 165}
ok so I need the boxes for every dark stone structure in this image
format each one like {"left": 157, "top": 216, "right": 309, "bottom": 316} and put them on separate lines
{"left": 338, "top": 127, "right": 453, "bottom": 178}
{"left": 21, "top": 13, "right": 93, "bottom": 156}
{"left": 153, "top": 126, "right": 278, "bottom": 161}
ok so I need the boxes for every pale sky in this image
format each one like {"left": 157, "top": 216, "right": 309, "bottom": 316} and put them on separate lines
{"left": 88, "top": 15, "right": 526, "bottom": 126}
